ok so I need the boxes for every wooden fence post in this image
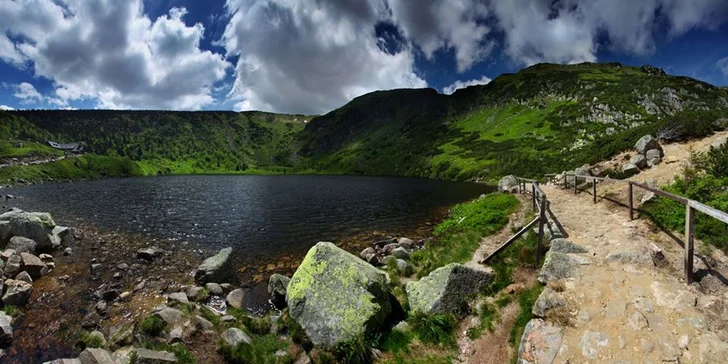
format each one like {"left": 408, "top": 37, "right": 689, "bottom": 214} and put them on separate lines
{"left": 685, "top": 204, "right": 695, "bottom": 284}
{"left": 593, "top": 178, "right": 597, "bottom": 204}
{"left": 532, "top": 184, "right": 537, "bottom": 211}
{"left": 628, "top": 182, "right": 634, "bottom": 220}
{"left": 574, "top": 175, "right": 578, "bottom": 195}
{"left": 536, "top": 196, "right": 547, "bottom": 266}
{"left": 563, "top": 174, "right": 567, "bottom": 189}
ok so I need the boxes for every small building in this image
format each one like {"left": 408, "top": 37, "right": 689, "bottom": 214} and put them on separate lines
{"left": 48, "top": 141, "right": 84, "bottom": 153}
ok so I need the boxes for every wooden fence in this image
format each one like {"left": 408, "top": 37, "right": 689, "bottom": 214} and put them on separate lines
{"left": 544, "top": 173, "right": 728, "bottom": 284}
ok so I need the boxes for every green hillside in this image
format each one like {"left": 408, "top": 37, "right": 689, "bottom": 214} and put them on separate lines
{"left": 2, "top": 62, "right": 727, "bottom": 184}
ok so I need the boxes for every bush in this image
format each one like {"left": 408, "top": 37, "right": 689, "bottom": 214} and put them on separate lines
{"left": 408, "top": 313, "right": 456, "bottom": 347}
{"left": 78, "top": 331, "right": 105, "bottom": 349}
{"left": 141, "top": 315, "right": 165, "bottom": 337}
{"left": 333, "top": 336, "right": 375, "bottom": 364}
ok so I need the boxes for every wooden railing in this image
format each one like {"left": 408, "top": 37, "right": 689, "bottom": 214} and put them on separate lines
{"left": 544, "top": 172, "right": 728, "bottom": 284}
{"left": 481, "top": 178, "right": 568, "bottom": 265}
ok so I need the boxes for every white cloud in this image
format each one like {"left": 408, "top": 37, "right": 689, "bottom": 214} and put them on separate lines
{"left": 221, "top": 0, "right": 426, "bottom": 115}
{"left": 0, "top": 0, "right": 230, "bottom": 110}
{"left": 718, "top": 57, "right": 728, "bottom": 77}
{"left": 0, "top": 105, "right": 15, "bottom": 110}
{"left": 13, "top": 82, "right": 43, "bottom": 104}
{"left": 443, "top": 75, "right": 492, "bottom": 95}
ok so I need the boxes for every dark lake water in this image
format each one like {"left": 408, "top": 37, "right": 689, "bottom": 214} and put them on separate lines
{"left": 4, "top": 175, "right": 491, "bottom": 266}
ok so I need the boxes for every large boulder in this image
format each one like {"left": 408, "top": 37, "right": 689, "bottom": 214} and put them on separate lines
{"left": 406, "top": 263, "right": 493, "bottom": 316}
{"left": 0, "top": 210, "right": 58, "bottom": 251}
{"left": 497, "top": 175, "right": 519, "bottom": 193}
{"left": 286, "top": 242, "right": 394, "bottom": 347}
{"left": 634, "top": 135, "right": 663, "bottom": 155}
{"left": 620, "top": 163, "right": 639, "bottom": 176}
{"left": 6, "top": 236, "right": 37, "bottom": 254}
{"left": 573, "top": 165, "right": 592, "bottom": 184}
{"left": 194, "top": 247, "right": 234, "bottom": 284}
{"left": 2, "top": 279, "right": 32, "bottom": 306}
{"left": 538, "top": 252, "right": 579, "bottom": 284}
{"left": 517, "top": 319, "right": 562, "bottom": 364}
{"left": 630, "top": 154, "right": 647, "bottom": 169}
{"left": 645, "top": 149, "right": 662, "bottom": 167}
{"left": 268, "top": 274, "right": 291, "bottom": 309}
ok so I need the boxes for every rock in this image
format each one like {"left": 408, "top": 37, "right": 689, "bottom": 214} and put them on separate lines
{"left": 645, "top": 148, "right": 662, "bottom": 167}
{"left": 63, "top": 247, "right": 72, "bottom": 256}
{"left": 151, "top": 305, "right": 184, "bottom": 327}
{"left": 498, "top": 175, "right": 519, "bottom": 193}
{"left": 1, "top": 249, "right": 15, "bottom": 261}
{"left": 605, "top": 250, "right": 653, "bottom": 266}
{"left": 110, "top": 348, "right": 135, "bottom": 364}
{"left": 628, "top": 311, "right": 648, "bottom": 330}
{"left": 136, "top": 247, "right": 164, "bottom": 262}
{"left": 650, "top": 281, "right": 696, "bottom": 310}
{"left": 381, "top": 243, "right": 399, "bottom": 254}
{"left": 549, "top": 239, "right": 588, "bottom": 254}
{"left": 630, "top": 154, "right": 647, "bottom": 169}
{"left": 0, "top": 312, "right": 12, "bottom": 344}
{"left": 78, "top": 348, "right": 115, "bottom": 364}
{"left": 397, "top": 237, "right": 414, "bottom": 247}
{"left": 579, "top": 331, "right": 609, "bottom": 359}
{"left": 220, "top": 283, "right": 234, "bottom": 292}
{"left": 52, "top": 226, "right": 70, "bottom": 244}
{"left": 220, "top": 315, "right": 236, "bottom": 323}
{"left": 359, "top": 247, "right": 375, "bottom": 260}
{"left": 81, "top": 311, "right": 102, "bottom": 329}
{"left": 393, "top": 321, "right": 409, "bottom": 333}
{"left": 134, "top": 348, "right": 177, "bottom": 363}
{"left": 621, "top": 163, "right": 639, "bottom": 175}
{"left": 168, "top": 326, "right": 183, "bottom": 343}
{"left": 532, "top": 287, "right": 567, "bottom": 318}
{"left": 268, "top": 274, "right": 291, "bottom": 309}
{"left": 193, "top": 315, "right": 214, "bottom": 331}
{"left": 678, "top": 334, "right": 689, "bottom": 350}
{"left": 90, "top": 263, "right": 102, "bottom": 275}
{"left": 635, "top": 135, "right": 663, "bottom": 155}
{"left": 0, "top": 210, "right": 57, "bottom": 251}
{"left": 167, "top": 292, "right": 189, "bottom": 305}
{"left": 194, "top": 247, "right": 233, "bottom": 284}
{"left": 46, "top": 359, "right": 82, "bottom": 364}
{"left": 226, "top": 289, "right": 245, "bottom": 310}
{"left": 286, "top": 242, "right": 395, "bottom": 347}
{"left": 39, "top": 253, "right": 54, "bottom": 262}
{"left": 538, "top": 252, "right": 579, "bottom": 284}
{"left": 676, "top": 316, "right": 706, "bottom": 329}
{"left": 574, "top": 165, "right": 592, "bottom": 184}
{"left": 118, "top": 291, "right": 131, "bottom": 302}
{"left": 2, "top": 279, "right": 32, "bottom": 306}
{"left": 116, "top": 263, "right": 128, "bottom": 270}
{"left": 395, "top": 259, "right": 413, "bottom": 276}
{"left": 95, "top": 301, "right": 108, "bottom": 315}
{"left": 221, "top": 327, "right": 252, "bottom": 347}
{"left": 186, "top": 286, "right": 207, "bottom": 302}
{"left": 391, "top": 247, "right": 409, "bottom": 259}
{"left": 699, "top": 332, "right": 728, "bottom": 363}
{"left": 4, "top": 254, "right": 22, "bottom": 277}
{"left": 87, "top": 331, "right": 107, "bottom": 348}
{"left": 14, "top": 271, "right": 32, "bottom": 284}
{"left": 20, "top": 252, "right": 45, "bottom": 278}
{"left": 517, "top": 319, "right": 562, "bottom": 364}
{"left": 108, "top": 323, "right": 134, "bottom": 348}
{"left": 665, "top": 155, "right": 679, "bottom": 164}
{"left": 102, "top": 290, "right": 119, "bottom": 301}
{"left": 6, "top": 236, "right": 36, "bottom": 254}
{"left": 406, "top": 263, "right": 493, "bottom": 316}
{"left": 204, "top": 282, "right": 223, "bottom": 296}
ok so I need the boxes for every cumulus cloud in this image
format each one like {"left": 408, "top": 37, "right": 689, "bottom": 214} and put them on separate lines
{"left": 0, "top": 105, "right": 15, "bottom": 110}
{"left": 1, "top": 0, "right": 230, "bottom": 110}
{"left": 718, "top": 57, "right": 728, "bottom": 77}
{"left": 13, "top": 82, "right": 44, "bottom": 104}
{"left": 443, "top": 75, "right": 492, "bottom": 95}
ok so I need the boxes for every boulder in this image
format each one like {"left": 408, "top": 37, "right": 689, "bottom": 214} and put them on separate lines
{"left": 574, "top": 165, "right": 592, "bottom": 184}
{"left": 286, "top": 242, "right": 394, "bottom": 347}
{"left": 538, "top": 252, "right": 579, "bottom": 284}
{"left": 621, "top": 162, "right": 639, "bottom": 175}
{"left": 204, "top": 282, "right": 223, "bottom": 296}
{"left": 532, "top": 287, "right": 567, "bottom": 318}
{"left": 135, "top": 348, "right": 177, "bottom": 363}
{"left": 391, "top": 247, "right": 409, "bottom": 260}
{"left": 0, "top": 311, "right": 12, "bottom": 344}
{"left": 226, "top": 289, "right": 245, "bottom": 310}
{"left": 20, "top": 252, "right": 45, "bottom": 278}
{"left": 186, "top": 286, "right": 208, "bottom": 302}
{"left": 497, "top": 175, "right": 519, "bottom": 193}
{"left": 397, "top": 237, "right": 414, "bottom": 247}
{"left": 395, "top": 259, "right": 413, "bottom": 276}
{"left": 634, "top": 135, "right": 663, "bottom": 155}
{"left": 136, "top": 247, "right": 164, "bottom": 261}
{"left": 0, "top": 210, "right": 58, "bottom": 251}
{"left": 645, "top": 148, "right": 662, "bottom": 167}
{"left": 549, "top": 239, "right": 588, "bottom": 254}
{"left": 151, "top": 305, "right": 184, "bottom": 327}
{"left": 630, "top": 154, "right": 647, "bottom": 169}
{"left": 194, "top": 247, "right": 234, "bottom": 284}
{"left": 6, "top": 236, "right": 37, "bottom": 254}
{"left": 111, "top": 348, "right": 135, "bottom": 364}
{"left": 78, "top": 348, "right": 115, "bottom": 364}
{"left": 221, "top": 327, "right": 252, "bottom": 347}
{"left": 15, "top": 271, "right": 32, "bottom": 284}
{"left": 406, "top": 263, "right": 493, "bottom": 316}
{"left": 268, "top": 274, "right": 291, "bottom": 309}
{"left": 167, "top": 292, "right": 189, "bottom": 305}
{"left": 517, "top": 319, "right": 563, "bottom": 364}
{"left": 108, "top": 323, "right": 134, "bottom": 349}
{"left": 2, "top": 279, "right": 32, "bottom": 306}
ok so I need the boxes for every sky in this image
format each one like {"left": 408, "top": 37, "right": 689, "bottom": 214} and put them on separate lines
{"left": 0, "top": 0, "right": 727, "bottom": 115}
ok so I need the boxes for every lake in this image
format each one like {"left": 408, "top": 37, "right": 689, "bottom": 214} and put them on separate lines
{"left": 4, "top": 175, "right": 491, "bottom": 268}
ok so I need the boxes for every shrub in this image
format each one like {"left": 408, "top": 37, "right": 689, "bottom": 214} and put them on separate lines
{"left": 141, "top": 315, "right": 165, "bottom": 337}
{"left": 78, "top": 331, "right": 105, "bottom": 349}
{"left": 408, "top": 312, "right": 456, "bottom": 347}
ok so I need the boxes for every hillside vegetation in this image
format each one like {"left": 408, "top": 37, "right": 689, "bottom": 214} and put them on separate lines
{"left": 2, "top": 62, "right": 727, "bottom": 184}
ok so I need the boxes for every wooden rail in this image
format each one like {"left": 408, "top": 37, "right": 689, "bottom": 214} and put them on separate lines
{"left": 547, "top": 172, "right": 728, "bottom": 284}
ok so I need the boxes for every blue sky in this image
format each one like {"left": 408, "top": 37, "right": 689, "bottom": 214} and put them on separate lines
{"left": 1, "top": 0, "right": 727, "bottom": 114}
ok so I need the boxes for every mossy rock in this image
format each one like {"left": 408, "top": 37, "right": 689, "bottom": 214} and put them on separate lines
{"left": 0, "top": 209, "right": 57, "bottom": 251}
{"left": 286, "top": 242, "right": 394, "bottom": 347}
{"left": 406, "top": 263, "right": 493, "bottom": 316}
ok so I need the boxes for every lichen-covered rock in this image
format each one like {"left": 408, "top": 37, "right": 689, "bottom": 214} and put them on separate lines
{"left": 549, "top": 239, "right": 588, "bottom": 254}
{"left": 635, "top": 135, "right": 663, "bottom": 155}
{"left": 6, "top": 236, "right": 37, "bottom": 254}
{"left": 498, "top": 175, "right": 519, "bottom": 193}
{"left": 268, "top": 274, "right": 291, "bottom": 309}
{"left": 286, "top": 242, "right": 394, "bottom": 347}
{"left": 135, "top": 348, "right": 177, "bottom": 363}
{"left": 194, "top": 247, "right": 233, "bottom": 284}
{"left": 538, "top": 251, "right": 578, "bottom": 284}
{"left": 406, "top": 263, "right": 493, "bottom": 316}
{"left": 2, "top": 279, "right": 32, "bottom": 306}
{"left": 517, "top": 319, "right": 562, "bottom": 364}
{"left": 532, "top": 287, "right": 567, "bottom": 318}
{"left": 0, "top": 210, "right": 57, "bottom": 251}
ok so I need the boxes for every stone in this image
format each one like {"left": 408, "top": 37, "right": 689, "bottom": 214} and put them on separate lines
{"left": 0, "top": 312, "right": 12, "bottom": 344}
{"left": 391, "top": 247, "right": 409, "bottom": 259}
{"left": 78, "top": 348, "right": 115, "bottom": 364}
{"left": 393, "top": 321, "right": 409, "bottom": 333}
{"left": 81, "top": 311, "right": 102, "bottom": 329}
{"left": 14, "top": 271, "right": 32, "bottom": 284}
{"left": 676, "top": 316, "right": 706, "bottom": 329}
{"left": 95, "top": 301, "right": 108, "bottom": 315}
{"left": 268, "top": 274, "right": 291, "bottom": 309}
{"left": 286, "top": 242, "right": 395, "bottom": 347}
{"left": 630, "top": 154, "right": 647, "bottom": 169}
{"left": 118, "top": 292, "right": 131, "bottom": 301}
{"left": 221, "top": 327, "right": 252, "bottom": 347}
{"left": 359, "top": 247, "right": 375, "bottom": 260}
{"left": 578, "top": 331, "right": 609, "bottom": 360}
{"left": 186, "top": 286, "right": 207, "bottom": 302}
{"left": 397, "top": 237, "right": 414, "bottom": 247}
{"left": 204, "top": 282, "right": 223, "bottom": 296}
{"left": 699, "top": 332, "right": 728, "bottom": 363}
{"left": 650, "top": 281, "right": 696, "bottom": 310}
{"left": 635, "top": 135, "right": 662, "bottom": 155}
{"left": 134, "top": 348, "right": 177, "bottom": 363}
{"left": 151, "top": 306, "right": 184, "bottom": 327}
{"left": 6, "top": 236, "right": 37, "bottom": 254}
{"left": 532, "top": 287, "right": 567, "bottom": 318}
{"left": 136, "top": 247, "right": 164, "bottom": 261}
{"left": 108, "top": 323, "right": 134, "bottom": 348}
{"left": 645, "top": 148, "right": 662, "bottom": 167}
{"left": 0, "top": 210, "right": 57, "bottom": 251}
{"left": 39, "top": 253, "right": 54, "bottom": 262}
{"left": 63, "top": 247, "right": 72, "bottom": 256}
{"left": 193, "top": 315, "right": 214, "bottom": 331}
{"left": 574, "top": 165, "right": 592, "bottom": 184}
{"left": 678, "top": 334, "right": 689, "bottom": 350}
{"left": 110, "top": 348, "right": 135, "bottom": 364}
{"left": 406, "top": 263, "right": 493, "bottom": 316}
{"left": 628, "top": 311, "right": 648, "bottom": 330}
{"left": 549, "top": 239, "right": 588, "bottom": 254}
{"left": 194, "top": 247, "right": 234, "bottom": 284}
{"left": 226, "top": 289, "right": 245, "bottom": 310}
{"left": 498, "top": 175, "right": 519, "bottom": 193}
{"left": 116, "top": 263, "right": 128, "bottom": 270}
{"left": 20, "top": 252, "right": 45, "bottom": 278}
{"left": 538, "top": 251, "right": 579, "bottom": 284}
{"left": 220, "top": 315, "right": 236, "bottom": 323}
{"left": 605, "top": 250, "right": 653, "bottom": 266}
{"left": 90, "top": 263, "right": 102, "bottom": 275}
{"left": 2, "top": 279, "right": 32, "bottom": 306}
{"left": 4, "top": 254, "right": 22, "bottom": 277}
{"left": 220, "top": 283, "right": 234, "bottom": 292}
{"left": 621, "top": 162, "right": 640, "bottom": 175}
{"left": 87, "top": 331, "right": 107, "bottom": 348}
{"left": 381, "top": 243, "right": 399, "bottom": 255}
{"left": 395, "top": 259, "right": 413, "bottom": 276}
{"left": 168, "top": 326, "right": 183, "bottom": 343}
{"left": 44, "top": 359, "right": 81, "bottom": 364}
{"left": 517, "top": 319, "right": 562, "bottom": 364}
{"left": 168, "top": 292, "right": 189, "bottom": 305}
{"left": 1, "top": 249, "right": 15, "bottom": 261}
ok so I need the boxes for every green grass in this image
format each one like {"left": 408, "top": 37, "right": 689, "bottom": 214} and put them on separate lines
{"left": 219, "top": 334, "right": 291, "bottom": 364}
{"left": 407, "top": 313, "right": 457, "bottom": 347}
{"left": 0, "top": 140, "right": 63, "bottom": 158}
{"left": 0, "top": 154, "right": 145, "bottom": 184}
{"left": 78, "top": 331, "right": 105, "bottom": 349}
{"left": 410, "top": 193, "right": 519, "bottom": 277}
{"left": 141, "top": 340, "right": 197, "bottom": 364}
{"left": 140, "top": 315, "right": 165, "bottom": 337}
{"left": 2, "top": 305, "right": 20, "bottom": 317}
{"left": 468, "top": 302, "right": 498, "bottom": 339}
{"left": 509, "top": 283, "right": 543, "bottom": 348}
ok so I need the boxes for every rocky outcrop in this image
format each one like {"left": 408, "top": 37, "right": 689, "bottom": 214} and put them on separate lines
{"left": 194, "top": 247, "right": 233, "bottom": 284}
{"left": 286, "top": 242, "right": 394, "bottom": 347}
{"left": 517, "top": 318, "right": 563, "bottom": 364}
{"left": 498, "top": 175, "right": 519, "bottom": 193}
{"left": 406, "top": 263, "right": 493, "bottom": 316}
{"left": 0, "top": 210, "right": 59, "bottom": 251}
{"left": 268, "top": 274, "right": 290, "bottom": 309}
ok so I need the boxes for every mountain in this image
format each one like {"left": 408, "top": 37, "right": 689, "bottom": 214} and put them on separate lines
{"left": 1, "top": 62, "right": 727, "bottom": 183}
